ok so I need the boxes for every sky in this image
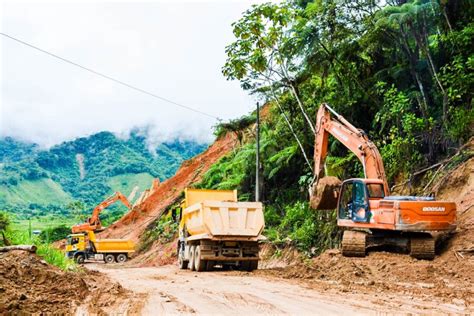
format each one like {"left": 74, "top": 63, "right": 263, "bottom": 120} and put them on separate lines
{"left": 0, "top": 0, "right": 265, "bottom": 148}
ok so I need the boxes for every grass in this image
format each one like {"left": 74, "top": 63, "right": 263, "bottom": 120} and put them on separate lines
{"left": 6, "top": 230, "right": 77, "bottom": 271}
{"left": 11, "top": 216, "right": 76, "bottom": 232}
{"left": 0, "top": 178, "right": 72, "bottom": 206}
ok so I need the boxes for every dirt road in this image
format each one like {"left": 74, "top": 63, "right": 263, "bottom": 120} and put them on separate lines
{"left": 89, "top": 264, "right": 467, "bottom": 315}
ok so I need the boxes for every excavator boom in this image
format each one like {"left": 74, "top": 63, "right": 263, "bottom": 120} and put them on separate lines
{"left": 311, "top": 103, "right": 389, "bottom": 209}
{"left": 71, "top": 192, "right": 132, "bottom": 233}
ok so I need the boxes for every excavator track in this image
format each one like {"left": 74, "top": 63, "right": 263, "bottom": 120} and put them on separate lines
{"left": 410, "top": 235, "right": 435, "bottom": 260}
{"left": 341, "top": 230, "right": 367, "bottom": 257}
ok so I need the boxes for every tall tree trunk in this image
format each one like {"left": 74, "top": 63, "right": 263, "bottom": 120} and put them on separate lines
{"left": 269, "top": 86, "right": 313, "bottom": 171}
{"left": 279, "top": 64, "right": 316, "bottom": 134}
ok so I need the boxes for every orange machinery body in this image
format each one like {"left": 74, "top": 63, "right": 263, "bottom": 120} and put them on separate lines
{"left": 312, "top": 103, "right": 456, "bottom": 234}
{"left": 72, "top": 192, "right": 131, "bottom": 233}
{"left": 336, "top": 179, "right": 457, "bottom": 232}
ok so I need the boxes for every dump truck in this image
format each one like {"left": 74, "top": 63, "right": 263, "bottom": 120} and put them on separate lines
{"left": 310, "top": 103, "right": 457, "bottom": 259}
{"left": 177, "top": 188, "right": 265, "bottom": 271}
{"left": 65, "top": 230, "right": 135, "bottom": 264}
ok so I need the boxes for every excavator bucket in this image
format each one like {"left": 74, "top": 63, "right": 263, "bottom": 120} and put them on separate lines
{"left": 310, "top": 176, "right": 342, "bottom": 210}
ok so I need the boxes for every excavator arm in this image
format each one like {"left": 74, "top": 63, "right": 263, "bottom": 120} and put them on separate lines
{"left": 72, "top": 192, "right": 132, "bottom": 233}
{"left": 311, "top": 103, "right": 389, "bottom": 209}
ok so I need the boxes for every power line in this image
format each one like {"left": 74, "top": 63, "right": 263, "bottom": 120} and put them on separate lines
{"left": 0, "top": 32, "right": 221, "bottom": 121}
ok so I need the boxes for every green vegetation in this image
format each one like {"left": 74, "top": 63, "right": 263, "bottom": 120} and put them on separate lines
{"left": 1, "top": 213, "right": 75, "bottom": 270}
{"left": 199, "top": 0, "right": 474, "bottom": 255}
{"left": 0, "top": 131, "right": 207, "bottom": 225}
{"left": 39, "top": 225, "right": 71, "bottom": 243}
{"left": 7, "top": 230, "right": 76, "bottom": 271}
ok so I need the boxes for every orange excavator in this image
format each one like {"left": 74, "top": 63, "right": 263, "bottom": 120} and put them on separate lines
{"left": 72, "top": 192, "right": 132, "bottom": 233}
{"left": 310, "top": 103, "right": 457, "bottom": 259}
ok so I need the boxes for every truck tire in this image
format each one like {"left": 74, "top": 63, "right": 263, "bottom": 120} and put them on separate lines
{"left": 194, "top": 245, "right": 206, "bottom": 272}
{"left": 189, "top": 245, "right": 196, "bottom": 271}
{"left": 249, "top": 260, "right": 258, "bottom": 271}
{"left": 74, "top": 253, "right": 85, "bottom": 264}
{"left": 104, "top": 254, "right": 115, "bottom": 264}
{"left": 115, "top": 253, "right": 127, "bottom": 263}
{"left": 178, "top": 241, "right": 188, "bottom": 269}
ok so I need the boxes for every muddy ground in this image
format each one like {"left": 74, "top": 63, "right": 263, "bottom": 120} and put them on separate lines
{"left": 90, "top": 261, "right": 470, "bottom": 315}
{"left": 0, "top": 250, "right": 145, "bottom": 315}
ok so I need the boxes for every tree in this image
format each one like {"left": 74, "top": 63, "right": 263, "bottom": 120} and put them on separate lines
{"left": 67, "top": 201, "right": 86, "bottom": 223}
{"left": 0, "top": 211, "right": 11, "bottom": 246}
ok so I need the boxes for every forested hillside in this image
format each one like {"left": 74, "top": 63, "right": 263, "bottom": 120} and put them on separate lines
{"left": 0, "top": 132, "right": 207, "bottom": 221}
{"left": 198, "top": 0, "right": 473, "bottom": 254}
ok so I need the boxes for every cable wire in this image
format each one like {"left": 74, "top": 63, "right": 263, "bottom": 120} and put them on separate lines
{"left": 0, "top": 32, "right": 221, "bottom": 121}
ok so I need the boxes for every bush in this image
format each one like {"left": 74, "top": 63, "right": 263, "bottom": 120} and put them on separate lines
{"left": 264, "top": 201, "right": 340, "bottom": 256}
{"left": 39, "top": 225, "right": 71, "bottom": 243}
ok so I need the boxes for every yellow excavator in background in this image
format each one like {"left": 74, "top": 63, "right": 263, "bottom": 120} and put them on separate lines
{"left": 310, "top": 103, "right": 456, "bottom": 259}
{"left": 71, "top": 192, "right": 132, "bottom": 233}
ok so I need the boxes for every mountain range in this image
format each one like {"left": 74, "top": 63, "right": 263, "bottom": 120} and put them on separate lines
{"left": 0, "top": 131, "right": 207, "bottom": 219}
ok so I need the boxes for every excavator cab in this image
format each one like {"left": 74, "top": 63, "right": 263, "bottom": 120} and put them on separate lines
{"left": 338, "top": 179, "right": 385, "bottom": 223}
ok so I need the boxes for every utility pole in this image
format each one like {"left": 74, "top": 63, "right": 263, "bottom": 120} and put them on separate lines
{"left": 256, "top": 102, "right": 260, "bottom": 202}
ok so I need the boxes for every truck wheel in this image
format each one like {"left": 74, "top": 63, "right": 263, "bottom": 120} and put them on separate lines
{"left": 104, "top": 254, "right": 115, "bottom": 264}
{"left": 194, "top": 245, "right": 206, "bottom": 272}
{"left": 116, "top": 253, "right": 127, "bottom": 263}
{"left": 189, "top": 245, "right": 196, "bottom": 271}
{"left": 178, "top": 242, "right": 188, "bottom": 269}
{"left": 74, "top": 253, "right": 85, "bottom": 264}
{"left": 250, "top": 260, "right": 258, "bottom": 271}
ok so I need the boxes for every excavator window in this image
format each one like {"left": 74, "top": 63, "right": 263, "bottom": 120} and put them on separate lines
{"left": 352, "top": 181, "right": 370, "bottom": 223}
{"left": 338, "top": 182, "right": 353, "bottom": 219}
{"left": 367, "top": 184, "right": 385, "bottom": 198}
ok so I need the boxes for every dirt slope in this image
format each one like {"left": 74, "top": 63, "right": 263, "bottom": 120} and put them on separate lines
{"left": 0, "top": 250, "right": 145, "bottom": 315}
{"left": 100, "top": 132, "right": 238, "bottom": 241}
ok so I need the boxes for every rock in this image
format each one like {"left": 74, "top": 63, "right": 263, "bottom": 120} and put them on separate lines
{"left": 367, "top": 280, "right": 375, "bottom": 286}
{"left": 19, "top": 293, "right": 27, "bottom": 300}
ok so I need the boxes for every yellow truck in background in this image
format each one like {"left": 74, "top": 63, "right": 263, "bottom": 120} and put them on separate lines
{"left": 178, "top": 188, "right": 265, "bottom": 272}
{"left": 65, "top": 230, "right": 135, "bottom": 264}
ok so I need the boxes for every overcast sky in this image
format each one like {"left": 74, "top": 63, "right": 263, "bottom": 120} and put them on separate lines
{"left": 0, "top": 0, "right": 265, "bottom": 148}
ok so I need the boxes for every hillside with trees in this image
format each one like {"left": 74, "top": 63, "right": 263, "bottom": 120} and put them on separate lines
{"left": 0, "top": 132, "right": 207, "bottom": 222}
{"left": 198, "top": 0, "right": 473, "bottom": 254}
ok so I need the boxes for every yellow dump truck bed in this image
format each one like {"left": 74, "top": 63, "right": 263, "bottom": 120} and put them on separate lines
{"left": 182, "top": 189, "right": 264, "bottom": 241}
{"left": 93, "top": 239, "right": 135, "bottom": 253}
{"left": 88, "top": 231, "right": 135, "bottom": 253}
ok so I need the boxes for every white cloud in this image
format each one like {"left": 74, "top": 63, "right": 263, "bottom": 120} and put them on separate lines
{"left": 0, "top": 0, "right": 263, "bottom": 148}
